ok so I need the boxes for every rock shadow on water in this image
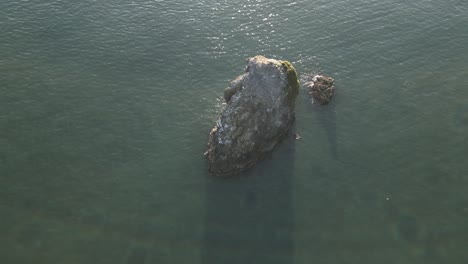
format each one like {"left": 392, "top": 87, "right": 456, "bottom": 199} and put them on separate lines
{"left": 315, "top": 101, "right": 339, "bottom": 160}
{"left": 301, "top": 73, "right": 339, "bottom": 160}
{"left": 306, "top": 96, "right": 339, "bottom": 159}
{"left": 202, "top": 129, "right": 296, "bottom": 264}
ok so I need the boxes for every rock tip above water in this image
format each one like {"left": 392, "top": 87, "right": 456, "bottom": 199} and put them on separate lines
{"left": 206, "top": 55, "right": 299, "bottom": 176}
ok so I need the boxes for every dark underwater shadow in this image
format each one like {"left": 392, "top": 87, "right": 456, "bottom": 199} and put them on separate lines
{"left": 202, "top": 129, "right": 295, "bottom": 264}
{"left": 310, "top": 99, "right": 339, "bottom": 160}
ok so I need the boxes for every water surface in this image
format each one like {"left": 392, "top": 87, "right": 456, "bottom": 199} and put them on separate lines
{"left": 1, "top": 0, "right": 467, "bottom": 263}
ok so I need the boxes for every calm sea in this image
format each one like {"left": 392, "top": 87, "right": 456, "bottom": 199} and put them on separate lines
{"left": 1, "top": 0, "right": 467, "bottom": 263}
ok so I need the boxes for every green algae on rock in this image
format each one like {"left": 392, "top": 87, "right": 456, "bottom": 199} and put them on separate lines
{"left": 280, "top": 60, "right": 300, "bottom": 107}
{"left": 206, "top": 56, "right": 299, "bottom": 176}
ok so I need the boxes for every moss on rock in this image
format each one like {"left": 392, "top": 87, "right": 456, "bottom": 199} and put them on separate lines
{"left": 280, "top": 60, "right": 300, "bottom": 107}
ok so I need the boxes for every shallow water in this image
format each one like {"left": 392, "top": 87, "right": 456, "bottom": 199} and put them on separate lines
{"left": 1, "top": 0, "right": 468, "bottom": 263}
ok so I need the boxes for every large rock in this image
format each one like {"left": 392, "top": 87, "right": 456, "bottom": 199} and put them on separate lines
{"left": 206, "top": 56, "right": 300, "bottom": 176}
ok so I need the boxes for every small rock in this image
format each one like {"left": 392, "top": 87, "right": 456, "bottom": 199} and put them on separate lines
{"left": 293, "top": 133, "right": 301, "bottom": 140}
{"left": 304, "top": 75, "right": 335, "bottom": 105}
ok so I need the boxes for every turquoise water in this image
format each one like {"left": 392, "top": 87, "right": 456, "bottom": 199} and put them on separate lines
{"left": 1, "top": 0, "right": 468, "bottom": 263}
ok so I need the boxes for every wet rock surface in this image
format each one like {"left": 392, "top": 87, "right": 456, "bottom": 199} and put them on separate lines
{"left": 206, "top": 55, "right": 299, "bottom": 176}
{"left": 303, "top": 75, "right": 335, "bottom": 105}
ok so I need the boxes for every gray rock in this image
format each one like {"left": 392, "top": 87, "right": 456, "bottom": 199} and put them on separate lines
{"left": 304, "top": 74, "right": 335, "bottom": 105}
{"left": 206, "top": 56, "right": 300, "bottom": 176}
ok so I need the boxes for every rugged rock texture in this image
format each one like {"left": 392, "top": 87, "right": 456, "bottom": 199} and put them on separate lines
{"left": 304, "top": 75, "right": 335, "bottom": 105}
{"left": 206, "top": 56, "right": 300, "bottom": 176}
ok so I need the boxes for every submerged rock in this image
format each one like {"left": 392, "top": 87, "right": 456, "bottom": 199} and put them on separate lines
{"left": 304, "top": 75, "right": 335, "bottom": 105}
{"left": 206, "top": 55, "right": 300, "bottom": 176}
